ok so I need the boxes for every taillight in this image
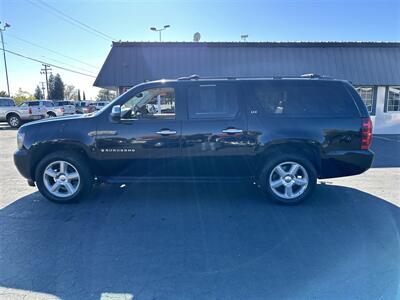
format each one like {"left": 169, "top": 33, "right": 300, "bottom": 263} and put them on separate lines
{"left": 361, "top": 117, "right": 372, "bottom": 150}
{"left": 28, "top": 107, "right": 32, "bottom": 114}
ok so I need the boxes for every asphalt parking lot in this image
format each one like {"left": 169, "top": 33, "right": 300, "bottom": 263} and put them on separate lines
{"left": 0, "top": 124, "right": 399, "bottom": 300}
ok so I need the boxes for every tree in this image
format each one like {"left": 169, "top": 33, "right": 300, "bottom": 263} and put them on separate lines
{"left": 0, "top": 91, "right": 8, "bottom": 97}
{"left": 13, "top": 88, "right": 35, "bottom": 105}
{"left": 64, "top": 84, "right": 76, "bottom": 100}
{"left": 82, "top": 91, "right": 86, "bottom": 100}
{"left": 48, "top": 73, "right": 65, "bottom": 100}
{"left": 34, "top": 85, "right": 44, "bottom": 99}
{"left": 97, "top": 88, "right": 116, "bottom": 101}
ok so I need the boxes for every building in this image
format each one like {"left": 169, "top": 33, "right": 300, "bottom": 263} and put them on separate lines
{"left": 94, "top": 41, "right": 400, "bottom": 134}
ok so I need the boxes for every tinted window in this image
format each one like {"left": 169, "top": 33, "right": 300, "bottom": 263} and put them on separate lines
{"left": 188, "top": 84, "right": 239, "bottom": 119}
{"left": 43, "top": 102, "right": 54, "bottom": 107}
{"left": 28, "top": 102, "right": 39, "bottom": 106}
{"left": 0, "top": 99, "right": 14, "bottom": 106}
{"left": 253, "top": 81, "right": 358, "bottom": 118}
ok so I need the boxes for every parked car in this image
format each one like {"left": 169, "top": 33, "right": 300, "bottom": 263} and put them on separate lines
{"left": 75, "top": 101, "right": 95, "bottom": 114}
{"left": 53, "top": 100, "right": 76, "bottom": 115}
{"left": 93, "top": 101, "right": 110, "bottom": 111}
{"left": 0, "top": 97, "right": 45, "bottom": 128}
{"left": 20, "top": 100, "right": 63, "bottom": 118}
{"left": 14, "top": 75, "right": 374, "bottom": 204}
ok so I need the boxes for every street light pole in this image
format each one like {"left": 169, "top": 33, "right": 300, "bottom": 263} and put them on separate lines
{"left": 150, "top": 25, "right": 170, "bottom": 42}
{"left": 0, "top": 21, "right": 11, "bottom": 96}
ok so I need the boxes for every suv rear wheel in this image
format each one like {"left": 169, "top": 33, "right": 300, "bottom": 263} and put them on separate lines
{"left": 35, "top": 151, "right": 93, "bottom": 203}
{"left": 7, "top": 114, "right": 21, "bottom": 128}
{"left": 259, "top": 154, "right": 317, "bottom": 204}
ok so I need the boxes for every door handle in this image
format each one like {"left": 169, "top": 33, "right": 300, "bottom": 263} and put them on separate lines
{"left": 222, "top": 128, "right": 243, "bottom": 134}
{"left": 156, "top": 129, "right": 177, "bottom": 135}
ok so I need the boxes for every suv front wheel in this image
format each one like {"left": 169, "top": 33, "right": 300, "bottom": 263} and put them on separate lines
{"left": 35, "top": 151, "right": 93, "bottom": 203}
{"left": 260, "top": 154, "right": 317, "bottom": 204}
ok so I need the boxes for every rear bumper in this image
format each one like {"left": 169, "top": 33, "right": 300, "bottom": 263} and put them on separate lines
{"left": 319, "top": 149, "right": 374, "bottom": 179}
{"left": 14, "top": 149, "right": 33, "bottom": 181}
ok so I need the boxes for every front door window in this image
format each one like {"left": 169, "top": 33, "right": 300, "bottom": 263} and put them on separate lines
{"left": 120, "top": 88, "right": 175, "bottom": 120}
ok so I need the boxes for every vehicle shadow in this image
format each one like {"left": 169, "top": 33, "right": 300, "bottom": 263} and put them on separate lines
{"left": 371, "top": 135, "right": 400, "bottom": 168}
{"left": 0, "top": 183, "right": 399, "bottom": 300}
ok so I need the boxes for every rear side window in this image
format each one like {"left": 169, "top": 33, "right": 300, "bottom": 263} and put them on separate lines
{"left": 28, "top": 102, "right": 39, "bottom": 106}
{"left": 0, "top": 99, "right": 14, "bottom": 106}
{"left": 187, "top": 84, "right": 239, "bottom": 119}
{"left": 253, "top": 81, "right": 359, "bottom": 118}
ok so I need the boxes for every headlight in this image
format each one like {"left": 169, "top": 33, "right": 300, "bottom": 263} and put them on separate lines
{"left": 17, "top": 132, "right": 25, "bottom": 150}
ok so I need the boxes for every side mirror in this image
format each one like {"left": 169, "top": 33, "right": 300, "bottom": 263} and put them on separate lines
{"left": 110, "top": 105, "right": 121, "bottom": 121}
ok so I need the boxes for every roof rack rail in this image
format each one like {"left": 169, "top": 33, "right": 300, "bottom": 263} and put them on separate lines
{"left": 176, "top": 74, "right": 331, "bottom": 81}
{"left": 177, "top": 74, "right": 200, "bottom": 80}
{"left": 300, "top": 73, "right": 321, "bottom": 78}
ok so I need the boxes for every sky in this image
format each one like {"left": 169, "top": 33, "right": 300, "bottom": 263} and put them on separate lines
{"left": 0, "top": 0, "right": 399, "bottom": 99}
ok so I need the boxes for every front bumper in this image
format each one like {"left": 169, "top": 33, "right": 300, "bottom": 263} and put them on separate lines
{"left": 320, "top": 149, "right": 374, "bottom": 179}
{"left": 14, "top": 149, "right": 33, "bottom": 180}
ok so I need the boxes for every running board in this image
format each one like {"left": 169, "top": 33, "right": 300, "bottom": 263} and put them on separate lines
{"left": 98, "top": 176, "right": 253, "bottom": 184}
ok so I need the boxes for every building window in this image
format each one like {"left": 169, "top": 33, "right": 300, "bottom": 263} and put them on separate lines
{"left": 387, "top": 87, "right": 400, "bottom": 112}
{"left": 355, "top": 87, "right": 375, "bottom": 114}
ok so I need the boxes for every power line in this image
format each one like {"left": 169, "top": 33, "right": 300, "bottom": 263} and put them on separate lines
{"left": 8, "top": 34, "right": 100, "bottom": 70}
{"left": 5, "top": 37, "right": 98, "bottom": 75}
{"left": 38, "top": 54, "right": 97, "bottom": 75}
{"left": 0, "top": 47, "right": 96, "bottom": 78}
{"left": 26, "top": 0, "right": 117, "bottom": 41}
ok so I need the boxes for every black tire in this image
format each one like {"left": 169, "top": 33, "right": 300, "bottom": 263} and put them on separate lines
{"left": 7, "top": 114, "right": 21, "bottom": 128}
{"left": 35, "top": 151, "right": 93, "bottom": 203}
{"left": 259, "top": 154, "right": 317, "bottom": 205}
{"left": 47, "top": 112, "right": 56, "bottom": 118}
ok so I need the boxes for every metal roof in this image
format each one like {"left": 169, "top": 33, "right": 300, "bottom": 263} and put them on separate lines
{"left": 94, "top": 41, "right": 400, "bottom": 89}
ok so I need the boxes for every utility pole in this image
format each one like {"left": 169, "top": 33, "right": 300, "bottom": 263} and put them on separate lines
{"left": 40, "top": 82, "right": 46, "bottom": 99}
{"left": 40, "top": 64, "right": 52, "bottom": 99}
{"left": 0, "top": 21, "right": 11, "bottom": 96}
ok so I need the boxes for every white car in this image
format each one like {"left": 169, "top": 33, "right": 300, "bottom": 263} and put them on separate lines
{"left": 53, "top": 100, "right": 76, "bottom": 115}
{"left": 21, "top": 100, "right": 63, "bottom": 118}
{"left": 0, "top": 97, "right": 45, "bottom": 128}
{"left": 92, "top": 101, "right": 110, "bottom": 111}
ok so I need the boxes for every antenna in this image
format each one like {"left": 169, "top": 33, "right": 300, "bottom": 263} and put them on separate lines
{"left": 193, "top": 32, "right": 201, "bottom": 42}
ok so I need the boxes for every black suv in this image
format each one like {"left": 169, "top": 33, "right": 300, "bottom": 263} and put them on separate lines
{"left": 14, "top": 76, "right": 374, "bottom": 204}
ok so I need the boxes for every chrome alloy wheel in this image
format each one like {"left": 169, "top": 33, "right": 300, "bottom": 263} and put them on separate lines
{"left": 43, "top": 161, "right": 80, "bottom": 198}
{"left": 269, "top": 161, "right": 309, "bottom": 200}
